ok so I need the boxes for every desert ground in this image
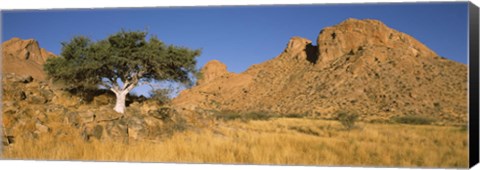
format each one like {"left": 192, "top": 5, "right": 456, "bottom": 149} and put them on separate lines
{"left": 2, "top": 116, "right": 468, "bottom": 168}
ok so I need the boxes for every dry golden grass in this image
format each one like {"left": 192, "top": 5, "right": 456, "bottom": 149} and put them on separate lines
{"left": 1, "top": 118, "right": 468, "bottom": 168}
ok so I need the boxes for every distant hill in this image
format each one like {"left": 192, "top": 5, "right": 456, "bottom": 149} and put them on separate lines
{"left": 173, "top": 18, "right": 467, "bottom": 124}
{"left": 2, "top": 38, "right": 57, "bottom": 80}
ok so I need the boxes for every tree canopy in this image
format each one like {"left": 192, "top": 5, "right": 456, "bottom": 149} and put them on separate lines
{"left": 44, "top": 30, "right": 201, "bottom": 113}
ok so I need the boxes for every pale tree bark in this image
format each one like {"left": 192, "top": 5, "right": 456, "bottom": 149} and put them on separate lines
{"left": 113, "top": 90, "right": 128, "bottom": 113}
{"left": 110, "top": 80, "right": 137, "bottom": 114}
{"left": 107, "top": 71, "right": 144, "bottom": 114}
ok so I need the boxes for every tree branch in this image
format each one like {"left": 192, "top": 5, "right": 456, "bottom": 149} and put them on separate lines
{"left": 122, "top": 80, "right": 130, "bottom": 90}
{"left": 99, "top": 81, "right": 112, "bottom": 89}
{"left": 110, "top": 87, "right": 119, "bottom": 95}
{"left": 108, "top": 77, "right": 116, "bottom": 85}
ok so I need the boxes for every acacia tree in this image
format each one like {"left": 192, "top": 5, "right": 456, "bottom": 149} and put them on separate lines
{"left": 45, "top": 30, "right": 200, "bottom": 113}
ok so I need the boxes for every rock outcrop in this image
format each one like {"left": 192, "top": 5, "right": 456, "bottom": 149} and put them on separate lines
{"left": 196, "top": 60, "right": 233, "bottom": 85}
{"left": 2, "top": 73, "right": 192, "bottom": 144}
{"left": 173, "top": 18, "right": 467, "bottom": 124}
{"left": 2, "top": 38, "right": 57, "bottom": 80}
{"left": 316, "top": 18, "right": 437, "bottom": 65}
{"left": 1, "top": 38, "right": 212, "bottom": 145}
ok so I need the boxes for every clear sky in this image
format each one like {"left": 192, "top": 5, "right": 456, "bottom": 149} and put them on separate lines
{"left": 1, "top": 2, "right": 469, "bottom": 96}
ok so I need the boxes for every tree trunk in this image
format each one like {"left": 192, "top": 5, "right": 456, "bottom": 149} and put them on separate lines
{"left": 110, "top": 79, "right": 137, "bottom": 114}
{"left": 113, "top": 90, "right": 128, "bottom": 114}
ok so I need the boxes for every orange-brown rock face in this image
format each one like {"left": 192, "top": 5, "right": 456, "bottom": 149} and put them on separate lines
{"left": 2, "top": 37, "right": 57, "bottom": 80}
{"left": 173, "top": 18, "right": 467, "bottom": 124}
{"left": 316, "top": 18, "right": 437, "bottom": 65}
{"left": 196, "top": 60, "right": 232, "bottom": 85}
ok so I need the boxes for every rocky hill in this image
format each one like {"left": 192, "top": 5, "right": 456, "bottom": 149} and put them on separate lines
{"left": 1, "top": 38, "right": 210, "bottom": 145}
{"left": 173, "top": 18, "right": 467, "bottom": 124}
{"left": 2, "top": 38, "right": 57, "bottom": 80}
{"left": 1, "top": 72, "right": 210, "bottom": 145}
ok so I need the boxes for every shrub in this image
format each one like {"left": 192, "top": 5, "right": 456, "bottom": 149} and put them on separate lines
{"left": 459, "top": 124, "right": 468, "bottom": 132}
{"left": 214, "top": 110, "right": 273, "bottom": 121}
{"left": 158, "top": 117, "right": 188, "bottom": 137}
{"left": 336, "top": 111, "right": 359, "bottom": 130}
{"left": 149, "top": 107, "right": 174, "bottom": 121}
{"left": 244, "top": 111, "right": 273, "bottom": 121}
{"left": 170, "top": 117, "right": 188, "bottom": 132}
{"left": 283, "top": 113, "right": 308, "bottom": 118}
{"left": 391, "top": 115, "right": 435, "bottom": 125}
{"left": 150, "top": 107, "right": 188, "bottom": 136}
{"left": 368, "top": 119, "right": 391, "bottom": 124}
{"left": 214, "top": 110, "right": 243, "bottom": 121}
{"left": 149, "top": 88, "right": 172, "bottom": 105}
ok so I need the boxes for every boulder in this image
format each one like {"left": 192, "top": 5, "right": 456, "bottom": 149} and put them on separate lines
{"left": 94, "top": 107, "right": 123, "bottom": 122}
{"left": 316, "top": 18, "right": 437, "bottom": 65}
{"left": 105, "top": 119, "right": 128, "bottom": 141}
{"left": 78, "top": 111, "right": 95, "bottom": 123}
{"left": 64, "top": 112, "right": 80, "bottom": 128}
{"left": 93, "top": 94, "right": 112, "bottom": 106}
{"left": 127, "top": 116, "right": 146, "bottom": 140}
{"left": 35, "top": 122, "right": 49, "bottom": 133}
{"left": 28, "top": 95, "right": 47, "bottom": 104}
{"left": 196, "top": 60, "right": 232, "bottom": 85}
{"left": 1, "top": 38, "right": 57, "bottom": 80}
{"left": 92, "top": 125, "right": 104, "bottom": 140}
{"left": 19, "top": 75, "right": 34, "bottom": 84}
{"left": 51, "top": 92, "right": 81, "bottom": 107}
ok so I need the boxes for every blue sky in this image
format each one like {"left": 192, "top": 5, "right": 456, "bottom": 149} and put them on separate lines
{"left": 1, "top": 2, "right": 469, "bottom": 96}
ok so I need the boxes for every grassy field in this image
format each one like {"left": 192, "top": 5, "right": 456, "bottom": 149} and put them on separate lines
{"left": 1, "top": 118, "right": 468, "bottom": 168}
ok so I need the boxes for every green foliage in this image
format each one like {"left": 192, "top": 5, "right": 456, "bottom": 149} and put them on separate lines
{"left": 169, "top": 117, "right": 188, "bottom": 132}
{"left": 459, "top": 124, "right": 468, "bottom": 132}
{"left": 243, "top": 111, "right": 273, "bottom": 121}
{"left": 149, "top": 88, "right": 172, "bottom": 105}
{"left": 336, "top": 111, "right": 359, "bottom": 130}
{"left": 44, "top": 30, "right": 201, "bottom": 93}
{"left": 214, "top": 110, "right": 273, "bottom": 122}
{"left": 391, "top": 115, "right": 435, "bottom": 125}
{"left": 213, "top": 110, "right": 243, "bottom": 121}
{"left": 283, "top": 113, "right": 308, "bottom": 118}
{"left": 213, "top": 111, "right": 311, "bottom": 122}
{"left": 149, "top": 106, "right": 178, "bottom": 122}
{"left": 194, "top": 71, "right": 204, "bottom": 85}
{"left": 149, "top": 107, "right": 188, "bottom": 136}
{"left": 368, "top": 119, "right": 391, "bottom": 124}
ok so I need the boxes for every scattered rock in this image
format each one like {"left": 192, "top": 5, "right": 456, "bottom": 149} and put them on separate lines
{"left": 65, "top": 112, "right": 80, "bottom": 127}
{"left": 92, "top": 125, "right": 103, "bottom": 140}
{"left": 19, "top": 75, "right": 34, "bottom": 84}
{"left": 17, "top": 91, "right": 27, "bottom": 101}
{"left": 94, "top": 108, "right": 123, "bottom": 122}
{"left": 35, "top": 111, "right": 48, "bottom": 122}
{"left": 79, "top": 111, "right": 95, "bottom": 123}
{"left": 127, "top": 116, "right": 146, "bottom": 140}
{"left": 93, "top": 95, "right": 112, "bottom": 106}
{"left": 28, "top": 95, "right": 47, "bottom": 104}
{"left": 105, "top": 119, "right": 128, "bottom": 141}
{"left": 35, "top": 122, "right": 49, "bottom": 133}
